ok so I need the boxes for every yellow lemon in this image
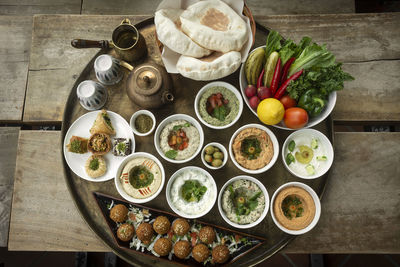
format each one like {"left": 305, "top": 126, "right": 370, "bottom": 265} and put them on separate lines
{"left": 257, "top": 98, "right": 285, "bottom": 125}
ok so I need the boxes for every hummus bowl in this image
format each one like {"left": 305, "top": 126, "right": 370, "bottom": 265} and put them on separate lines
{"left": 115, "top": 152, "right": 165, "bottom": 204}
{"left": 270, "top": 182, "right": 321, "bottom": 235}
{"left": 229, "top": 123, "right": 279, "bottom": 174}
{"left": 282, "top": 129, "right": 334, "bottom": 179}
{"left": 239, "top": 45, "right": 337, "bottom": 130}
{"left": 194, "top": 81, "right": 243, "bottom": 129}
{"left": 218, "top": 176, "right": 269, "bottom": 229}
{"left": 154, "top": 114, "right": 204, "bottom": 164}
{"left": 166, "top": 166, "right": 217, "bottom": 219}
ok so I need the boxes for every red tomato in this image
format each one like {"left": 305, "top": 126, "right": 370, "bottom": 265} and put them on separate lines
{"left": 284, "top": 107, "right": 309, "bottom": 129}
{"left": 280, "top": 95, "right": 297, "bottom": 109}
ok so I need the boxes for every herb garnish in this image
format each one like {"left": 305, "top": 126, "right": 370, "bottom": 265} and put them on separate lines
{"left": 117, "top": 142, "right": 126, "bottom": 152}
{"left": 288, "top": 140, "right": 296, "bottom": 152}
{"left": 241, "top": 138, "right": 262, "bottom": 160}
{"left": 165, "top": 150, "right": 178, "bottom": 159}
{"left": 89, "top": 158, "right": 99, "bottom": 170}
{"left": 282, "top": 196, "right": 304, "bottom": 219}
{"left": 286, "top": 153, "right": 295, "bottom": 165}
{"left": 129, "top": 166, "right": 154, "bottom": 189}
{"left": 172, "top": 122, "right": 191, "bottom": 131}
{"left": 229, "top": 185, "right": 262, "bottom": 217}
{"left": 212, "top": 105, "right": 228, "bottom": 121}
{"left": 181, "top": 180, "right": 207, "bottom": 202}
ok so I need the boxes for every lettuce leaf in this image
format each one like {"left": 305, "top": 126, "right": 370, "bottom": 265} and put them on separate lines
{"left": 288, "top": 43, "right": 336, "bottom": 76}
{"left": 265, "top": 30, "right": 282, "bottom": 60}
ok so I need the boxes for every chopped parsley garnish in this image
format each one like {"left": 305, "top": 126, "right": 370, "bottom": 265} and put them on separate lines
{"left": 181, "top": 180, "right": 207, "bottom": 202}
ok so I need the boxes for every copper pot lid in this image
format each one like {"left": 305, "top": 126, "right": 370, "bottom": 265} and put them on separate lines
{"left": 131, "top": 63, "right": 162, "bottom": 96}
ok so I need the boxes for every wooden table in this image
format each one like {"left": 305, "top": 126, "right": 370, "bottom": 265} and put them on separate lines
{"left": 3, "top": 10, "right": 400, "bottom": 261}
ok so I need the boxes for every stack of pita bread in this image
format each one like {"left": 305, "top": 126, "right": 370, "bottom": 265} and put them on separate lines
{"left": 155, "top": 0, "right": 249, "bottom": 81}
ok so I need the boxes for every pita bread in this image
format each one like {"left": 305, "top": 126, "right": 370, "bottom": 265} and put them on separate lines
{"left": 180, "top": 0, "right": 248, "bottom": 53}
{"left": 155, "top": 8, "right": 212, "bottom": 58}
{"left": 176, "top": 51, "right": 241, "bottom": 81}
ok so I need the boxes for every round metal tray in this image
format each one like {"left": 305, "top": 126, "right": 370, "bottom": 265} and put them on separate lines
{"left": 61, "top": 17, "right": 334, "bottom": 267}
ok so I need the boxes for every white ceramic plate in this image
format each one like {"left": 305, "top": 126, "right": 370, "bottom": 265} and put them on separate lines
{"left": 218, "top": 175, "right": 269, "bottom": 229}
{"left": 194, "top": 81, "right": 243, "bottom": 129}
{"left": 63, "top": 110, "right": 135, "bottom": 182}
{"left": 229, "top": 123, "right": 279, "bottom": 174}
{"left": 115, "top": 152, "right": 165, "bottom": 204}
{"left": 239, "top": 45, "right": 337, "bottom": 130}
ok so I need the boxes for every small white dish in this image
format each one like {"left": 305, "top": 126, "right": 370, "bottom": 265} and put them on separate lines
{"left": 239, "top": 45, "right": 337, "bottom": 130}
{"left": 154, "top": 114, "right": 204, "bottom": 164}
{"left": 130, "top": 110, "right": 156, "bottom": 136}
{"left": 166, "top": 166, "right": 217, "bottom": 219}
{"left": 114, "top": 152, "right": 165, "bottom": 204}
{"left": 218, "top": 175, "right": 269, "bottom": 229}
{"left": 63, "top": 110, "right": 135, "bottom": 182}
{"left": 270, "top": 182, "right": 321, "bottom": 235}
{"left": 201, "top": 142, "right": 228, "bottom": 170}
{"left": 229, "top": 123, "right": 279, "bottom": 174}
{"left": 282, "top": 129, "right": 334, "bottom": 179}
{"left": 194, "top": 81, "right": 243, "bottom": 130}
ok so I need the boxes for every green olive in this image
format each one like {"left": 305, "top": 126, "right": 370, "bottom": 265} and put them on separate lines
{"left": 214, "top": 147, "right": 220, "bottom": 152}
{"left": 204, "top": 146, "right": 215, "bottom": 155}
{"left": 212, "top": 159, "right": 223, "bottom": 167}
{"left": 204, "top": 154, "right": 213, "bottom": 163}
{"left": 213, "top": 151, "right": 224, "bottom": 160}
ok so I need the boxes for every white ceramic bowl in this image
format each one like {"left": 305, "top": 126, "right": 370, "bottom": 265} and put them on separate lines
{"left": 270, "top": 182, "right": 321, "bottom": 235}
{"left": 282, "top": 129, "right": 334, "bottom": 179}
{"left": 166, "top": 166, "right": 217, "bottom": 219}
{"left": 194, "top": 81, "right": 243, "bottom": 129}
{"left": 218, "top": 175, "right": 269, "bottom": 229}
{"left": 129, "top": 110, "right": 156, "bottom": 136}
{"left": 239, "top": 45, "right": 337, "bottom": 130}
{"left": 114, "top": 152, "right": 165, "bottom": 204}
{"left": 201, "top": 142, "right": 228, "bottom": 170}
{"left": 229, "top": 123, "right": 279, "bottom": 174}
{"left": 154, "top": 114, "right": 204, "bottom": 164}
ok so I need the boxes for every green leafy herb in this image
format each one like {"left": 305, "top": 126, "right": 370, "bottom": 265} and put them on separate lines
{"left": 229, "top": 186, "right": 263, "bottom": 217}
{"left": 286, "top": 153, "right": 295, "bottom": 165}
{"left": 165, "top": 150, "right": 178, "bottom": 159}
{"left": 282, "top": 196, "right": 303, "bottom": 219}
{"left": 212, "top": 105, "right": 228, "bottom": 121}
{"left": 129, "top": 166, "right": 154, "bottom": 189}
{"left": 70, "top": 139, "right": 82, "bottom": 153}
{"left": 181, "top": 180, "right": 207, "bottom": 202}
{"left": 172, "top": 123, "right": 191, "bottom": 131}
{"left": 241, "top": 138, "right": 262, "bottom": 160}
{"left": 89, "top": 158, "right": 99, "bottom": 170}
{"left": 265, "top": 30, "right": 282, "bottom": 60}
{"left": 288, "top": 140, "right": 296, "bottom": 152}
{"left": 117, "top": 142, "right": 126, "bottom": 152}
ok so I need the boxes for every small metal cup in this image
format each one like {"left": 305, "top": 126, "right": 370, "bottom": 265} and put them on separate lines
{"left": 111, "top": 19, "right": 147, "bottom": 62}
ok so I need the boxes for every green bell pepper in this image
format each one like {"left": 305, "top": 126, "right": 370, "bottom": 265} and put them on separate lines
{"left": 298, "top": 89, "right": 327, "bottom": 117}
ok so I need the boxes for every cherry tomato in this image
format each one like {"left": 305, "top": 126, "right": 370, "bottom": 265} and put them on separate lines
{"left": 280, "top": 95, "right": 297, "bottom": 109}
{"left": 284, "top": 107, "right": 309, "bottom": 129}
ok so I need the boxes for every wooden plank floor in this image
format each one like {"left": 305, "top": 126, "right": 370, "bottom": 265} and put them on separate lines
{"left": 0, "top": 0, "right": 81, "bottom": 15}
{"left": 0, "top": 16, "right": 32, "bottom": 121}
{"left": 0, "top": 128, "right": 19, "bottom": 247}
{"left": 22, "top": 13, "right": 400, "bottom": 123}
{"left": 81, "top": 0, "right": 355, "bottom": 15}
{"left": 8, "top": 131, "right": 400, "bottom": 252}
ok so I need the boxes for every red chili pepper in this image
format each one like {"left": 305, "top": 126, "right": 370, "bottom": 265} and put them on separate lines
{"left": 280, "top": 57, "right": 296, "bottom": 86}
{"left": 274, "top": 69, "right": 303, "bottom": 100}
{"left": 256, "top": 69, "right": 265, "bottom": 89}
{"left": 270, "top": 58, "right": 281, "bottom": 95}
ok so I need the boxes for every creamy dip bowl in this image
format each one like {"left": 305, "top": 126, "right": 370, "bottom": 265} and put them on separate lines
{"left": 154, "top": 114, "right": 204, "bottom": 164}
{"left": 218, "top": 176, "right": 269, "bottom": 229}
{"left": 166, "top": 166, "right": 217, "bottom": 219}
{"left": 194, "top": 81, "right": 243, "bottom": 129}
{"left": 115, "top": 152, "right": 165, "bottom": 204}
{"left": 282, "top": 129, "right": 334, "bottom": 179}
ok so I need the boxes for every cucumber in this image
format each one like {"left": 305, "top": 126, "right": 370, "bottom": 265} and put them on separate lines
{"left": 263, "top": 51, "right": 279, "bottom": 87}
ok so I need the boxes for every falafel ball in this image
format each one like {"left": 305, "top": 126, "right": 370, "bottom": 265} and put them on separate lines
{"left": 172, "top": 218, "right": 190, "bottom": 236}
{"left": 173, "top": 240, "right": 191, "bottom": 259}
{"left": 153, "top": 238, "right": 172, "bottom": 256}
{"left": 192, "top": 243, "right": 210, "bottom": 263}
{"left": 136, "top": 222, "right": 154, "bottom": 243}
{"left": 109, "top": 204, "right": 128, "bottom": 223}
{"left": 198, "top": 226, "right": 216, "bottom": 244}
{"left": 116, "top": 223, "right": 135, "bottom": 242}
{"left": 153, "top": 216, "right": 171, "bottom": 235}
{"left": 212, "top": 244, "right": 230, "bottom": 264}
